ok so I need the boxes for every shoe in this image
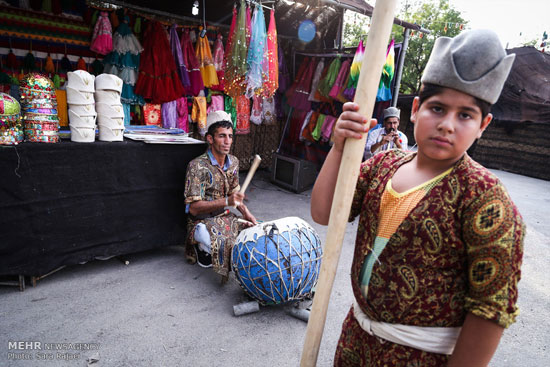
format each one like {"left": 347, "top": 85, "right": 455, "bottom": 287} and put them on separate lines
{"left": 194, "top": 245, "right": 212, "bottom": 268}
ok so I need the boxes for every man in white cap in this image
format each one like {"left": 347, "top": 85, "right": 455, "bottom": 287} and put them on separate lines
{"left": 364, "top": 106, "right": 408, "bottom": 160}
{"left": 184, "top": 111, "right": 256, "bottom": 277}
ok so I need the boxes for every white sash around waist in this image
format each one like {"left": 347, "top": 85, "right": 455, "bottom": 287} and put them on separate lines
{"left": 353, "top": 300, "right": 461, "bottom": 355}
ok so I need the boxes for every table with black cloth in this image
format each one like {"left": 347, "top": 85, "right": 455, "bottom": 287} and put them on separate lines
{"left": 0, "top": 139, "right": 206, "bottom": 279}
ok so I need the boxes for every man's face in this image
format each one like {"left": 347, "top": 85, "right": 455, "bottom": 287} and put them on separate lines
{"left": 384, "top": 117, "right": 400, "bottom": 133}
{"left": 207, "top": 126, "right": 233, "bottom": 156}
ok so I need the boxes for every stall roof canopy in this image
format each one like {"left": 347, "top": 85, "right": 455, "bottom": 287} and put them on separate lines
{"left": 492, "top": 47, "right": 550, "bottom": 124}
{"left": 111, "top": 0, "right": 423, "bottom": 47}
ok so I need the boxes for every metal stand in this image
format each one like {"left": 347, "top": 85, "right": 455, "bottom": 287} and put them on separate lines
{"left": 0, "top": 275, "right": 25, "bottom": 291}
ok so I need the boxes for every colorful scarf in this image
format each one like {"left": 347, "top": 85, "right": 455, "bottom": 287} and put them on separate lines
{"left": 245, "top": 5, "right": 266, "bottom": 98}
{"left": 344, "top": 39, "right": 365, "bottom": 101}
{"left": 263, "top": 9, "right": 278, "bottom": 97}
{"left": 376, "top": 40, "right": 395, "bottom": 102}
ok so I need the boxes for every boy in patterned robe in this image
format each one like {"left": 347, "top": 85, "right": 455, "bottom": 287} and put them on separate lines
{"left": 311, "top": 29, "right": 525, "bottom": 366}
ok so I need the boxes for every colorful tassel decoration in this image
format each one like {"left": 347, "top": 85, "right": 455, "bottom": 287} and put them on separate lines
{"left": 23, "top": 51, "right": 36, "bottom": 71}
{"left": 60, "top": 55, "right": 72, "bottom": 71}
{"left": 76, "top": 57, "right": 87, "bottom": 71}
{"left": 44, "top": 54, "right": 55, "bottom": 74}
{"left": 6, "top": 50, "right": 18, "bottom": 70}
{"left": 91, "top": 58, "right": 104, "bottom": 75}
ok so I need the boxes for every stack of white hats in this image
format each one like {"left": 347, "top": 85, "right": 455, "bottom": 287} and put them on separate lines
{"left": 67, "top": 70, "right": 96, "bottom": 143}
{"left": 95, "top": 74, "right": 124, "bottom": 142}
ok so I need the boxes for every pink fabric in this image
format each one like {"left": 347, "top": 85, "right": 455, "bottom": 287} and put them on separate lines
{"left": 329, "top": 59, "right": 350, "bottom": 100}
{"left": 250, "top": 95, "right": 262, "bottom": 125}
{"left": 321, "top": 115, "right": 337, "bottom": 142}
{"left": 177, "top": 97, "right": 189, "bottom": 132}
{"left": 90, "top": 12, "right": 113, "bottom": 55}
{"left": 207, "top": 95, "right": 225, "bottom": 114}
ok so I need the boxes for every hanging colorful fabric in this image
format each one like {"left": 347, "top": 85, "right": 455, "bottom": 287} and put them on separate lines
{"left": 90, "top": 12, "right": 113, "bottom": 55}
{"left": 308, "top": 58, "right": 325, "bottom": 102}
{"left": 263, "top": 9, "right": 278, "bottom": 98}
{"left": 211, "top": 34, "right": 225, "bottom": 92}
{"left": 191, "top": 96, "right": 207, "bottom": 136}
{"left": 317, "top": 57, "right": 341, "bottom": 98}
{"left": 250, "top": 95, "right": 262, "bottom": 125}
{"left": 344, "top": 39, "right": 365, "bottom": 100}
{"left": 181, "top": 28, "right": 204, "bottom": 96}
{"left": 245, "top": 5, "right": 266, "bottom": 98}
{"left": 288, "top": 57, "right": 317, "bottom": 111}
{"left": 235, "top": 95, "right": 250, "bottom": 134}
{"left": 285, "top": 57, "right": 309, "bottom": 102}
{"left": 170, "top": 24, "right": 190, "bottom": 90}
{"left": 176, "top": 97, "right": 188, "bottom": 132}
{"left": 135, "top": 21, "right": 184, "bottom": 104}
{"left": 195, "top": 28, "right": 219, "bottom": 88}
{"left": 161, "top": 100, "right": 177, "bottom": 129}
{"left": 329, "top": 59, "right": 350, "bottom": 100}
{"left": 375, "top": 40, "right": 395, "bottom": 102}
{"left": 224, "top": 94, "right": 236, "bottom": 129}
{"left": 262, "top": 96, "right": 276, "bottom": 125}
{"left": 143, "top": 103, "right": 161, "bottom": 126}
{"left": 224, "top": 0, "right": 248, "bottom": 98}
{"left": 103, "top": 15, "right": 144, "bottom": 105}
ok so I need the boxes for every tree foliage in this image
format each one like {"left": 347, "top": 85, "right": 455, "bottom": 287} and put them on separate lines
{"left": 391, "top": 0, "right": 467, "bottom": 94}
{"left": 343, "top": 11, "right": 370, "bottom": 48}
{"left": 342, "top": 1, "right": 467, "bottom": 94}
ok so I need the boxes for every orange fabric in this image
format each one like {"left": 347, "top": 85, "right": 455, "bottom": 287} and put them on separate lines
{"left": 55, "top": 89, "right": 68, "bottom": 126}
{"left": 377, "top": 169, "right": 452, "bottom": 239}
{"left": 191, "top": 97, "right": 207, "bottom": 134}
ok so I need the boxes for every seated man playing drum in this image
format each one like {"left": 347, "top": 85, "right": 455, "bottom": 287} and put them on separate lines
{"left": 184, "top": 111, "right": 257, "bottom": 277}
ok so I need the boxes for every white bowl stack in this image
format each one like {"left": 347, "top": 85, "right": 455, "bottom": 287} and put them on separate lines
{"left": 66, "top": 70, "right": 96, "bottom": 143}
{"left": 95, "top": 74, "right": 124, "bottom": 142}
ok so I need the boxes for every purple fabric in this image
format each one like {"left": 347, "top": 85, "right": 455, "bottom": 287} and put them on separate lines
{"left": 278, "top": 44, "right": 290, "bottom": 92}
{"left": 161, "top": 100, "right": 178, "bottom": 129}
{"left": 170, "top": 25, "right": 190, "bottom": 88}
{"left": 321, "top": 115, "right": 337, "bottom": 142}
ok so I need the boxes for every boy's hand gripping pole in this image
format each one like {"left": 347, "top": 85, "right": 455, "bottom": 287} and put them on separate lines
{"left": 300, "top": 1, "right": 398, "bottom": 365}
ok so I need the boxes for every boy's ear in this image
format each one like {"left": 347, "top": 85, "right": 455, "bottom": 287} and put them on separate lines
{"left": 410, "top": 97, "right": 420, "bottom": 123}
{"left": 477, "top": 113, "right": 493, "bottom": 139}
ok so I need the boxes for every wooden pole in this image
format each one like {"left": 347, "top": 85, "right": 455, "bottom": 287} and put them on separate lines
{"left": 300, "top": 1, "right": 398, "bottom": 365}
{"left": 235, "top": 155, "right": 261, "bottom": 207}
{"left": 240, "top": 155, "right": 262, "bottom": 194}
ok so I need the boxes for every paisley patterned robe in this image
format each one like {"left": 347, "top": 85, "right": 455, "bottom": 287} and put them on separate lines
{"left": 184, "top": 152, "right": 241, "bottom": 277}
{"left": 334, "top": 150, "right": 525, "bottom": 366}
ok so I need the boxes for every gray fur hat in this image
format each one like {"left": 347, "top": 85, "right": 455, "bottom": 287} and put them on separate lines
{"left": 383, "top": 107, "right": 400, "bottom": 120}
{"left": 421, "top": 29, "right": 515, "bottom": 104}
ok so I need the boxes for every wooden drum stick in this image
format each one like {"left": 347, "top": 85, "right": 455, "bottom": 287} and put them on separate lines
{"left": 300, "top": 1, "right": 398, "bottom": 366}
{"left": 234, "top": 154, "right": 261, "bottom": 207}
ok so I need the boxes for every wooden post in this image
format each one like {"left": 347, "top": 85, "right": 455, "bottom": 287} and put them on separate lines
{"left": 300, "top": 0, "right": 398, "bottom": 365}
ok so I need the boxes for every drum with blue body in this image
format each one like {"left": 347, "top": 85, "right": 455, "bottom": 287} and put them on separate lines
{"left": 231, "top": 217, "right": 323, "bottom": 305}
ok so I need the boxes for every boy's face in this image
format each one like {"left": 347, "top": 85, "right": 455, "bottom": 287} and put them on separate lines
{"left": 206, "top": 126, "right": 233, "bottom": 156}
{"left": 411, "top": 87, "right": 492, "bottom": 165}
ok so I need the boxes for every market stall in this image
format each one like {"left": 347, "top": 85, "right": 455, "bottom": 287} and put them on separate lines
{"left": 0, "top": 0, "right": 424, "bottom": 285}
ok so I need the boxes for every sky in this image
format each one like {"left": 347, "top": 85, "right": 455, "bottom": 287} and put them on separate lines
{"left": 446, "top": 0, "right": 549, "bottom": 47}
